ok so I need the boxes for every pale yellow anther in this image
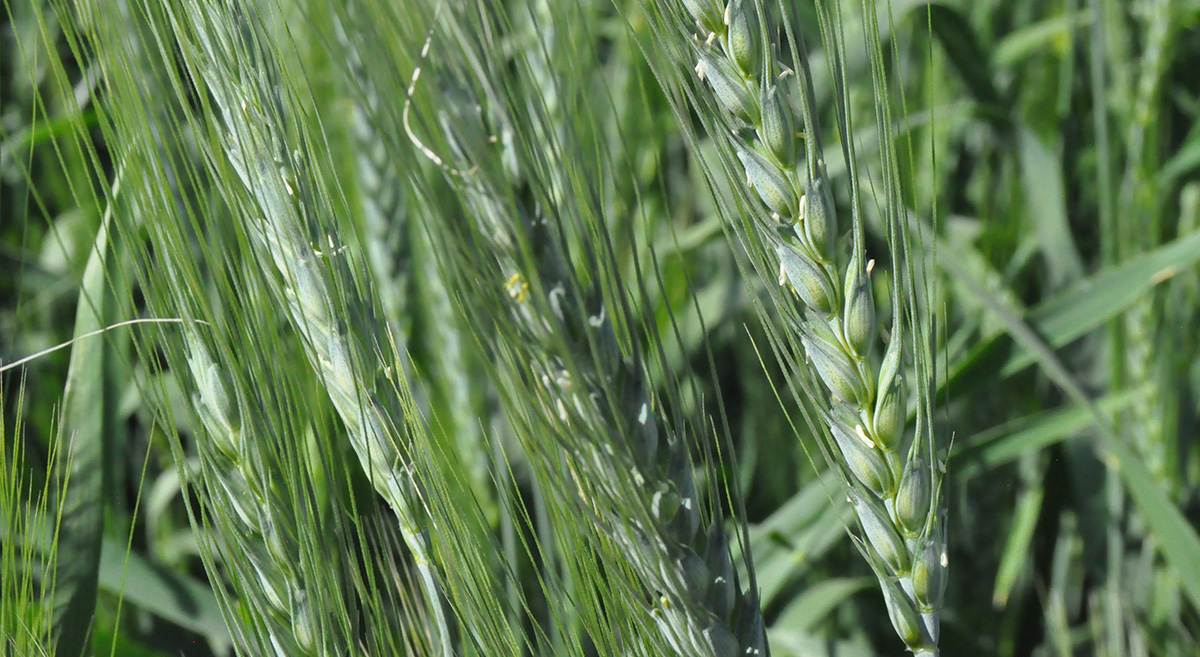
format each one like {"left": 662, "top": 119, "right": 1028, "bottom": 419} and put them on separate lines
{"left": 867, "top": 259, "right": 876, "bottom": 275}
{"left": 1152, "top": 266, "right": 1178, "bottom": 284}
{"left": 504, "top": 273, "right": 529, "bottom": 302}
{"left": 854, "top": 424, "right": 876, "bottom": 449}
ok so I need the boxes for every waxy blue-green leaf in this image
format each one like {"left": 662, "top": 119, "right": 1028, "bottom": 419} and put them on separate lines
{"left": 944, "top": 225, "right": 1200, "bottom": 392}
{"left": 53, "top": 212, "right": 115, "bottom": 657}
{"left": 950, "top": 248, "right": 1200, "bottom": 615}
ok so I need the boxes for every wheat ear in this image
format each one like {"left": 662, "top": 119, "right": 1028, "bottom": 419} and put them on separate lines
{"left": 415, "top": 58, "right": 766, "bottom": 654}
{"left": 668, "top": 1, "right": 947, "bottom": 653}
{"left": 184, "top": 335, "right": 327, "bottom": 656}
{"left": 223, "top": 103, "right": 455, "bottom": 657}
{"left": 175, "top": 6, "right": 457, "bottom": 655}
{"left": 332, "top": 13, "right": 411, "bottom": 325}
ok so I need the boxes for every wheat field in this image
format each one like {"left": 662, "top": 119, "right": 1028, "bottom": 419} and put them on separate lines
{"left": 3, "top": 1, "right": 1200, "bottom": 656}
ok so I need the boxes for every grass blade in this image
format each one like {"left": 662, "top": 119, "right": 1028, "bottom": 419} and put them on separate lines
{"left": 950, "top": 254, "right": 1200, "bottom": 614}
{"left": 52, "top": 208, "right": 115, "bottom": 657}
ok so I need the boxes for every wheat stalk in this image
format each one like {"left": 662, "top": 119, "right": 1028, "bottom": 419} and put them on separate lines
{"left": 660, "top": 1, "right": 947, "bottom": 653}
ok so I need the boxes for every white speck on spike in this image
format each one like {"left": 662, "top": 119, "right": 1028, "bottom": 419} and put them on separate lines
{"left": 588, "top": 307, "right": 606, "bottom": 327}
{"left": 854, "top": 424, "right": 876, "bottom": 449}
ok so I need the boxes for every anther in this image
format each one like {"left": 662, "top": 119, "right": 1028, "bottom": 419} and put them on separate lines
{"left": 854, "top": 424, "right": 876, "bottom": 449}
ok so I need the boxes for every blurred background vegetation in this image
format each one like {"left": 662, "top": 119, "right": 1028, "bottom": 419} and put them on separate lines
{"left": 4, "top": 0, "right": 1200, "bottom": 655}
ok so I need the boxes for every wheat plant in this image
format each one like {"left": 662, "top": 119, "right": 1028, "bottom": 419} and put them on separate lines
{"left": 385, "top": 2, "right": 770, "bottom": 654}
{"left": 9, "top": 1, "right": 1200, "bottom": 657}
{"left": 633, "top": 0, "right": 948, "bottom": 653}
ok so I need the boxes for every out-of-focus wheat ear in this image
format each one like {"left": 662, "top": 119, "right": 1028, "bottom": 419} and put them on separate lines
{"left": 331, "top": 7, "right": 492, "bottom": 526}
{"left": 182, "top": 334, "right": 327, "bottom": 655}
{"left": 395, "top": 4, "right": 770, "bottom": 653}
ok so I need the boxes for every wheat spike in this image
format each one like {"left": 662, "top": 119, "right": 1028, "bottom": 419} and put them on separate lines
{"left": 175, "top": 5, "right": 457, "bottom": 655}
{"left": 184, "top": 336, "right": 328, "bottom": 656}
{"left": 410, "top": 28, "right": 767, "bottom": 652}
{"left": 663, "top": 0, "right": 947, "bottom": 653}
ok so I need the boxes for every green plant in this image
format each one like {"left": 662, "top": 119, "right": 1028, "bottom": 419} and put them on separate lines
{"left": 636, "top": 0, "right": 946, "bottom": 652}
{"left": 6, "top": 1, "right": 1200, "bottom": 657}
{"left": 390, "top": 3, "right": 769, "bottom": 654}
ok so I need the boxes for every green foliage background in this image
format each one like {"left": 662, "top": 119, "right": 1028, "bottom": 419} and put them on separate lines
{"left": 3, "top": 0, "right": 1200, "bottom": 656}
